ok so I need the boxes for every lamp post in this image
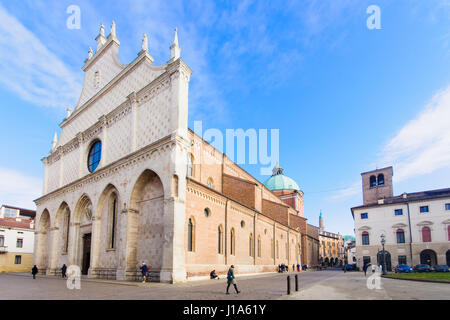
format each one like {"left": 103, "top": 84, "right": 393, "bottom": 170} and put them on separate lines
{"left": 380, "top": 234, "right": 387, "bottom": 275}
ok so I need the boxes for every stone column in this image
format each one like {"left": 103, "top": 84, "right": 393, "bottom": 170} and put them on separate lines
{"left": 48, "top": 227, "right": 60, "bottom": 275}
{"left": 159, "top": 197, "right": 187, "bottom": 283}
{"left": 116, "top": 207, "right": 139, "bottom": 280}
{"left": 88, "top": 216, "right": 101, "bottom": 278}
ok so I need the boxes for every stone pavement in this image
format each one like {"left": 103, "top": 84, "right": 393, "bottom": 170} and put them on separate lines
{"left": 282, "top": 271, "right": 450, "bottom": 300}
{"left": 0, "top": 270, "right": 341, "bottom": 300}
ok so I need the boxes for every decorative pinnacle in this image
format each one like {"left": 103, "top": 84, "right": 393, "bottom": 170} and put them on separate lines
{"left": 66, "top": 106, "right": 72, "bottom": 118}
{"left": 52, "top": 132, "right": 58, "bottom": 150}
{"left": 88, "top": 47, "right": 93, "bottom": 59}
{"left": 170, "top": 27, "right": 180, "bottom": 60}
{"left": 173, "top": 27, "right": 179, "bottom": 47}
{"left": 111, "top": 21, "right": 116, "bottom": 37}
{"left": 142, "top": 33, "right": 148, "bottom": 52}
{"left": 100, "top": 23, "right": 105, "bottom": 37}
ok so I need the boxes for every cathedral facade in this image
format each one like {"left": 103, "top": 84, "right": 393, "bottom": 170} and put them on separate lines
{"left": 33, "top": 24, "right": 309, "bottom": 283}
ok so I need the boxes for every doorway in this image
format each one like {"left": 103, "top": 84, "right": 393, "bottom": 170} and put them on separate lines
{"left": 420, "top": 249, "right": 437, "bottom": 267}
{"left": 377, "top": 250, "right": 392, "bottom": 271}
{"left": 82, "top": 233, "right": 91, "bottom": 275}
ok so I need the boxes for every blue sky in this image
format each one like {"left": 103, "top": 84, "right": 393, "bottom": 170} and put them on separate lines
{"left": 0, "top": 0, "right": 449, "bottom": 236}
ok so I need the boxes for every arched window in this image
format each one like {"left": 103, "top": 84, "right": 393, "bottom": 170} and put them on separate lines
{"left": 362, "top": 231, "right": 370, "bottom": 245}
{"left": 257, "top": 235, "right": 261, "bottom": 258}
{"left": 207, "top": 177, "right": 214, "bottom": 189}
{"left": 396, "top": 229, "right": 405, "bottom": 244}
{"left": 187, "top": 154, "right": 194, "bottom": 177}
{"left": 369, "top": 175, "right": 376, "bottom": 188}
{"left": 377, "top": 174, "right": 385, "bottom": 186}
{"left": 87, "top": 140, "right": 102, "bottom": 173}
{"left": 108, "top": 194, "right": 117, "bottom": 249}
{"left": 422, "top": 227, "right": 431, "bottom": 242}
{"left": 188, "top": 218, "right": 195, "bottom": 251}
{"left": 230, "top": 228, "right": 235, "bottom": 255}
{"left": 218, "top": 225, "right": 223, "bottom": 254}
{"left": 249, "top": 233, "right": 254, "bottom": 257}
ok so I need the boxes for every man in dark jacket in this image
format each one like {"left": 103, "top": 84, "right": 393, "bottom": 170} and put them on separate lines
{"left": 363, "top": 263, "right": 368, "bottom": 276}
{"left": 140, "top": 262, "right": 148, "bottom": 283}
{"left": 31, "top": 265, "right": 38, "bottom": 279}
{"left": 61, "top": 264, "right": 67, "bottom": 278}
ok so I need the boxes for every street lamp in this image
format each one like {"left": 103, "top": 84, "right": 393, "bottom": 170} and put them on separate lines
{"left": 380, "top": 234, "right": 387, "bottom": 275}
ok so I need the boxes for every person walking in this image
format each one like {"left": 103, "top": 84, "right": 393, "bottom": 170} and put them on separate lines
{"left": 226, "top": 265, "right": 240, "bottom": 294}
{"left": 363, "top": 263, "right": 368, "bottom": 276}
{"left": 31, "top": 265, "right": 38, "bottom": 279}
{"left": 61, "top": 264, "right": 67, "bottom": 278}
{"left": 297, "top": 263, "right": 300, "bottom": 272}
{"left": 140, "top": 262, "right": 148, "bottom": 283}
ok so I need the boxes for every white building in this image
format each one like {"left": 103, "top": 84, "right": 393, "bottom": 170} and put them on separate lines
{"left": 0, "top": 205, "right": 36, "bottom": 272}
{"left": 351, "top": 167, "right": 450, "bottom": 270}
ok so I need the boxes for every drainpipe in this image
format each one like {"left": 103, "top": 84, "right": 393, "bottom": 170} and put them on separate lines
{"left": 406, "top": 201, "right": 413, "bottom": 265}
{"left": 225, "top": 199, "right": 228, "bottom": 266}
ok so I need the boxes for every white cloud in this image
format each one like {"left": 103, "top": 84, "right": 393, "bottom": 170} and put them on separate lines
{"left": 332, "top": 84, "right": 450, "bottom": 199}
{"left": 381, "top": 85, "right": 450, "bottom": 182}
{"left": 0, "top": 4, "right": 81, "bottom": 108}
{"left": 0, "top": 168, "right": 42, "bottom": 210}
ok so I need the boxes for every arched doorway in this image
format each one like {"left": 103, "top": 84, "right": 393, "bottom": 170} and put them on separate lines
{"left": 128, "top": 169, "right": 165, "bottom": 280}
{"left": 72, "top": 194, "right": 94, "bottom": 275}
{"left": 49, "top": 202, "right": 71, "bottom": 274}
{"left": 377, "top": 250, "right": 392, "bottom": 271}
{"left": 36, "top": 209, "right": 51, "bottom": 273}
{"left": 420, "top": 249, "right": 437, "bottom": 267}
{"left": 91, "top": 184, "right": 120, "bottom": 278}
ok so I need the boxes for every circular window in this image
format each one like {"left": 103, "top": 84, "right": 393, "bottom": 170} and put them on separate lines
{"left": 87, "top": 140, "right": 102, "bottom": 173}
{"left": 204, "top": 208, "right": 210, "bottom": 217}
{"left": 240, "top": 220, "right": 245, "bottom": 228}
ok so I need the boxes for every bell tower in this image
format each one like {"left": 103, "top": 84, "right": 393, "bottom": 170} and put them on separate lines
{"left": 361, "top": 166, "right": 393, "bottom": 205}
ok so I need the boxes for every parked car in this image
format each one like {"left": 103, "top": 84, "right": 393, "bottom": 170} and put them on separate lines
{"left": 413, "top": 264, "right": 433, "bottom": 272}
{"left": 433, "top": 265, "right": 449, "bottom": 272}
{"left": 342, "top": 263, "right": 358, "bottom": 271}
{"left": 394, "top": 264, "right": 413, "bottom": 273}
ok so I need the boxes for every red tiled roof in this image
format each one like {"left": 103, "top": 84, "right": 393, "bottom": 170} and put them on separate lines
{"left": 0, "top": 217, "right": 35, "bottom": 230}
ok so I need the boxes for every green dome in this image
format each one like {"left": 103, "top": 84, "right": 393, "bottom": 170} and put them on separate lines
{"left": 343, "top": 235, "right": 355, "bottom": 242}
{"left": 264, "top": 166, "right": 300, "bottom": 191}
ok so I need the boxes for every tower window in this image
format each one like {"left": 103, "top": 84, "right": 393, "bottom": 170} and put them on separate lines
{"left": 369, "top": 175, "right": 376, "bottom": 188}
{"left": 394, "top": 209, "right": 403, "bottom": 216}
{"left": 377, "top": 174, "right": 384, "bottom": 186}
{"left": 361, "top": 213, "right": 368, "bottom": 219}
{"left": 445, "top": 203, "right": 450, "bottom": 211}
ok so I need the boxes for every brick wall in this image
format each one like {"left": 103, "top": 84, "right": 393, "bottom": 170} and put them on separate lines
{"left": 262, "top": 199, "right": 289, "bottom": 226}
{"left": 223, "top": 174, "right": 256, "bottom": 208}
